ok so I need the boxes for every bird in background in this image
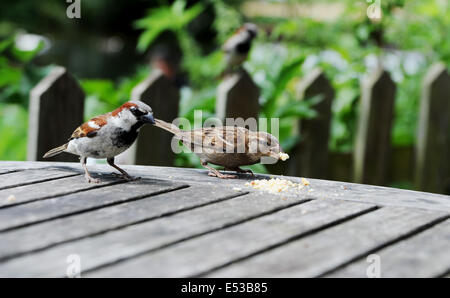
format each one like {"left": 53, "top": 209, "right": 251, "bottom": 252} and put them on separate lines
{"left": 221, "top": 23, "right": 258, "bottom": 76}
{"left": 43, "top": 101, "right": 155, "bottom": 183}
{"left": 154, "top": 118, "right": 289, "bottom": 179}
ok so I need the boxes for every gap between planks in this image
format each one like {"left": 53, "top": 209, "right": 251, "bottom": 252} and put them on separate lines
{"left": 87, "top": 201, "right": 380, "bottom": 278}
{"left": 0, "top": 194, "right": 316, "bottom": 277}
{"left": 205, "top": 207, "right": 448, "bottom": 277}
{"left": 0, "top": 171, "right": 79, "bottom": 191}
{"left": 0, "top": 176, "right": 125, "bottom": 209}
{"left": 194, "top": 206, "right": 380, "bottom": 278}
{"left": 0, "top": 183, "right": 190, "bottom": 233}
{"left": 321, "top": 215, "right": 450, "bottom": 277}
{"left": 80, "top": 198, "right": 317, "bottom": 276}
{"left": 0, "top": 169, "right": 21, "bottom": 176}
{"left": 0, "top": 189, "right": 249, "bottom": 262}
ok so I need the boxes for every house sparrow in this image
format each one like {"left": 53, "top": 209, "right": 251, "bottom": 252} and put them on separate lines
{"left": 222, "top": 23, "right": 258, "bottom": 73}
{"left": 43, "top": 101, "right": 155, "bottom": 183}
{"left": 154, "top": 119, "right": 288, "bottom": 179}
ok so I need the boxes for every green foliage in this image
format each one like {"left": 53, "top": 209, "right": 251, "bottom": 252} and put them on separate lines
{"left": 245, "top": 42, "right": 317, "bottom": 151}
{"left": 0, "top": 103, "right": 28, "bottom": 160}
{"left": 1, "top": 0, "right": 449, "bottom": 181}
{"left": 212, "top": 0, "right": 243, "bottom": 44}
{"left": 134, "top": 0, "right": 204, "bottom": 52}
{"left": 0, "top": 33, "right": 51, "bottom": 106}
{"left": 0, "top": 29, "right": 51, "bottom": 161}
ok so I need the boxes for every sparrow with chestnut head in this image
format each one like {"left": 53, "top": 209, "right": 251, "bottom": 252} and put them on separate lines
{"left": 43, "top": 101, "right": 155, "bottom": 183}
{"left": 154, "top": 119, "right": 289, "bottom": 179}
{"left": 222, "top": 23, "right": 258, "bottom": 73}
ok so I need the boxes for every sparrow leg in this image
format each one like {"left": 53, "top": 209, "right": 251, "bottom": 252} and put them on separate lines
{"left": 107, "top": 157, "right": 140, "bottom": 181}
{"left": 202, "top": 162, "right": 237, "bottom": 179}
{"left": 231, "top": 167, "right": 255, "bottom": 177}
{"left": 81, "top": 156, "right": 100, "bottom": 183}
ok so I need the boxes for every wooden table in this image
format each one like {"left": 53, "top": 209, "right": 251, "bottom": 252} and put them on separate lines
{"left": 0, "top": 161, "right": 449, "bottom": 278}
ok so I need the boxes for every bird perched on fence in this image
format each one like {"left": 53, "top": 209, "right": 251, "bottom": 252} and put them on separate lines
{"left": 154, "top": 119, "right": 289, "bottom": 179}
{"left": 43, "top": 101, "right": 155, "bottom": 183}
{"left": 222, "top": 23, "right": 258, "bottom": 75}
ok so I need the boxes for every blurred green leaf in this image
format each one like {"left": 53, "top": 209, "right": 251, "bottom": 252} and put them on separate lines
{"left": 263, "top": 55, "right": 305, "bottom": 117}
{"left": 273, "top": 98, "right": 318, "bottom": 119}
{"left": 0, "top": 36, "right": 14, "bottom": 53}
{"left": 0, "top": 103, "right": 27, "bottom": 160}
{"left": 135, "top": 0, "right": 204, "bottom": 53}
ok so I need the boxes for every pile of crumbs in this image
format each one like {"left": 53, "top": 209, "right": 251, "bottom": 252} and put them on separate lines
{"left": 245, "top": 177, "right": 311, "bottom": 194}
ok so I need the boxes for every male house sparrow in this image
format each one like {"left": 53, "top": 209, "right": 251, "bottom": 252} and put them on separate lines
{"left": 222, "top": 23, "right": 258, "bottom": 72}
{"left": 43, "top": 101, "right": 155, "bottom": 183}
{"left": 154, "top": 119, "right": 289, "bottom": 179}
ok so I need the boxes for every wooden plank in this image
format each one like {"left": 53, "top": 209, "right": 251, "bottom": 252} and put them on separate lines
{"left": 87, "top": 200, "right": 376, "bottom": 277}
{"left": 0, "top": 192, "right": 311, "bottom": 277}
{"left": 1, "top": 161, "right": 450, "bottom": 212}
{"left": 0, "top": 169, "right": 18, "bottom": 175}
{"left": 0, "top": 186, "right": 246, "bottom": 260}
{"left": 326, "top": 219, "right": 450, "bottom": 277}
{"left": 415, "top": 63, "right": 450, "bottom": 194}
{"left": 28, "top": 66, "right": 84, "bottom": 162}
{"left": 0, "top": 178, "right": 187, "bottom": 232}
{"left": 293, "top": 178, "right": 450, "bottom": 213}
{"left": 116, "top": 70, "right": 179, "bottom": 166}
{"left": 354, "top": 68, "right": 396, "bottom": 185}
{"left": 0, "top": 169, "right": 77, "bottom": 191}
{"left": 0, "top": 161, "right": 53, "bottom": 171}
{"left": 207, "top": 206, "right": 447, "bottom": 277}
{"left": 289, "top": 68, "right": 333, "bottom": 179}
{"left": 0, "top": 175, "right": 118, "bottom": 208}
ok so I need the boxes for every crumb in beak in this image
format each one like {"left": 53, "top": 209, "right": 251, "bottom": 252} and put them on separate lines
{"left": 279, "top": 152, "right": 289, "bottom": 161}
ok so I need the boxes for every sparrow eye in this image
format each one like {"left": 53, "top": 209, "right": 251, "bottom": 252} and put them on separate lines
{"left": 130, "top": 108, "right": 146, "bottom": 117}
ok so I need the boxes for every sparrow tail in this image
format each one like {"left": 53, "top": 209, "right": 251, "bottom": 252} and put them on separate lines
{"left": 43, "top": 143, "right": 68, "bottom": 158}
{"left": 154, "top": 119, "right": 181, "bottom": 135}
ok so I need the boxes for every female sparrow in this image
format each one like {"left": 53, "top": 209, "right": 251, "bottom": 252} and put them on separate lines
{"left": 222, "top": 23, "right": 258, "bottom": 72}
{"left": 154, "top": 119, "right": 289, "bottom": 179}
{"left": 43, "top": 101, "right": 155, "bottom": 183}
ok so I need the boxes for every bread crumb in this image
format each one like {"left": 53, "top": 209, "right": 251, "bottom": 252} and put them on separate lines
{"left": 301, "top": 178, "right": 310, "bottom": 186}
{"left": 245, "top": 177, "right": 309, "bottom": 194}
{"left": 279, "top": 152, "right": 290, "bottom": 161}
{"left": 7, "top": 195, "right": 16, "bottom": 202}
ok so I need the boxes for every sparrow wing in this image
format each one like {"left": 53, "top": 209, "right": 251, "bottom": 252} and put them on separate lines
{"left": 180, "top": 126, "right": 250, "bottom": 153}
{"left": 69, "top": 114, "right": 109, "bottom": 140}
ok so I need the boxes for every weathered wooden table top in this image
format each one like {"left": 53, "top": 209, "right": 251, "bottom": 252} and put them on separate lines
{"left": 0, "top": 161, "right": 449, "bottom": 278}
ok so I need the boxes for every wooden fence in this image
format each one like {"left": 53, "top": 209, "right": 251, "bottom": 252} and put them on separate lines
{"left": 28, "top": 64, "right": 450, "bottom": 195}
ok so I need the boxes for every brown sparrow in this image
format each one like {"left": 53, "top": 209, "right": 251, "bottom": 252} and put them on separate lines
{"left": 43, "top": 101, "right": 155, "bottom": 183}
{"left": 222, "top": 23, "right": 258, "bottom": 72}
{"left": 154, "top": 119, "right": 289, "bottom": 179}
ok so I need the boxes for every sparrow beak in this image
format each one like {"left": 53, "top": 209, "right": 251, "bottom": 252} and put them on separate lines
{"left": 268, "top": 151, "right": 281, "bottom": 160}
{"left": 140, "top": 113, "right": 155, "bottom": 125}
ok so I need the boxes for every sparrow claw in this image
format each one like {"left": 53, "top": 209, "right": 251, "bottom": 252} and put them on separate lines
{"left": 112, "top": 172, "right": 140, "bottom": 181}
{"left": 238, "top": 168, "right": 254, "bottom": 176}
{"left": 125, "top": 175, "right": 141, "bottom": 181}
{"left": 85, "top": 175, "right": 100, "bottom": 184}
{"left": 208, "top": 171, "right": 237, "bottom": 179}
